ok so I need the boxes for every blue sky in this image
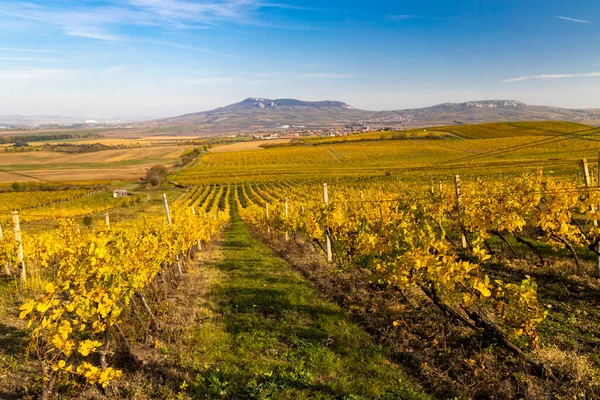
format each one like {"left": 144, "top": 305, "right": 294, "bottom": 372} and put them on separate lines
{"left": 0, "top": 0, "right": 598, "bottom": 118}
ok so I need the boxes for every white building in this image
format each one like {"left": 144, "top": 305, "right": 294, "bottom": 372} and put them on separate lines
{"left": 113, "top": 190, "right": 128, "bottom": 198}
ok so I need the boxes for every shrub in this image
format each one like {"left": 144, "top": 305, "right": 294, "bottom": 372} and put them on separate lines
{"left": 146, "top": 165, "right": 169, "bottom": 186}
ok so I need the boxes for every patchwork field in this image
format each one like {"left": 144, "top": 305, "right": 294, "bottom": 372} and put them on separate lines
{"left": 1, "top": 121, "right": 600, "bottom": 399}
{"left": 0, "top": 146, "right": 191, "bottom": 182}
{"left": 180, "top": 125, "right": 600, "bottom": 184}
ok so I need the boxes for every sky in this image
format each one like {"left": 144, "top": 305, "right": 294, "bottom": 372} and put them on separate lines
{"left": 0, "top": 0, "right": 599, "bottom": 118}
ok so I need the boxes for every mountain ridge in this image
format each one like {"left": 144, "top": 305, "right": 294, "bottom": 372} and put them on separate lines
{"left": 159, "top": 98, "right": 600, "bottom": 128}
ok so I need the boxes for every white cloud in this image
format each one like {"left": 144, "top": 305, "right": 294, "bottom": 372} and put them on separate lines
{"left": 0, "top": 0, "right": 323, "bottom": 46}
{"left": 387, "top": 15, "right": 419, "bottom": 21}
{"left": 301, "top": 73, "right": 354, "bottom": 79}
{"left": 64, "top": 27, "right": 126, "bottom": 42}
{"left": 0, "top": 57, "right": 67, "bottom": 62}
{"left": 0, "top": 47, "right": 60, "bottom": 53}
{"left": 104, "top": 65, "right": 129, "bottom": 74}
{"left": 503, "top": 72, "right": 600, "bottom": 82}
{"left": 0, "top": 67, "right": 75, "bottom": 81}
{"left": 554, "top": 15, "right": 591, "bottom": 24}
{"left": 148, "top": 40, "right": 240, "bottom": 57}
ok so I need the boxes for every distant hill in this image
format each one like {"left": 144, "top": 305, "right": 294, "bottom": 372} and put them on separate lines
{"left": 158, "top": 98, "right": 600, "bottom": 129}
{"left": 160, "top": 97, "right": 373, "bottom": 127}
{"left": 375, "top": 100, "right": 600, "bottom": 125}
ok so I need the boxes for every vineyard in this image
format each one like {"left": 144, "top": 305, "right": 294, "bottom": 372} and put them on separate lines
{"left": 1, "top": 122, "right": 600, "bottom": 399}
{"left": 229, "top": 170, "right": 600, "bottom": 397}
{"left": 1, "top": 183, "right": 230, "bottom": 398}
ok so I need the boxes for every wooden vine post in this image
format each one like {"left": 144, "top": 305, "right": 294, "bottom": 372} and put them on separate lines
{"left": 285, "top": 197, "right": 290, "bottom": 242}
{"left": 190, "top": 206, "right": 202, "bottom": 250}
{"left": 105, "top": 213, "right": 110, "bottom": 230}
{"left": 454, "top": 175, "right": 468, "bottom": 249}
{"left": 0, "top": 225, "right": 9, "bottom": 276}
{"left": 163, "top": 193, "right": 172, "bottom": 225}
{"left": 585, "top": 156, "right": 600, "bottom": 277}
{"left": 597, "top": 153, "right": 600, "bottom": 276}
{"left": 12, "top": 211, "right": 26, "bottom": 282}
{"left": 163, "top": 193, "right": 182, "bottom": 275}
{"left": 323, "top": 183, "right": 333, "bottom": 262}
{"left": 265, "top": 202, "right": 270, "bottom": 233}
{"left": 581, "top": 158, "right": 597, "bottom": 226}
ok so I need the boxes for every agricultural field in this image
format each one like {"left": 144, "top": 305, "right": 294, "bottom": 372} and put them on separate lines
{"left": 306, "top": 121, "right": 593, "bottom": 144}
{"left": 0, "top": 146, "right": 193, "bottom": 182}
{"left": 208, "top": 138, "right": 292, "bottom": 153}
{"left": 178, "top": 122, "right": 600, "bottom": 185}
{"left": 1, "top": 121, "right": 600, "bottom": 399}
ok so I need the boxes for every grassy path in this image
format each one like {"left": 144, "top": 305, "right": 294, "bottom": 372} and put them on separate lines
{"left": 181, "top": 199, "right": 427, "bottom": 399}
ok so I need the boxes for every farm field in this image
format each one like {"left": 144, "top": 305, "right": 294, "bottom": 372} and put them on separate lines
{"left": 179, "top": 123, "right": 600, "bottom": 185}
{"left": 1, "top": 121, "right": 600, "bottom": 399}
{"left": 208, "top": 138, "right": 292, "bottom": 152}
{"left": 306, "top": 121, "right": 594, "bottom": 144}
{"left": 0, "top": 146, "right": 192, "bottom": 182}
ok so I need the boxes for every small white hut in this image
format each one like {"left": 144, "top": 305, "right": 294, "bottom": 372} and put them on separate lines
{"left": 113, "top": 190, "right": 128, "bottom": 198}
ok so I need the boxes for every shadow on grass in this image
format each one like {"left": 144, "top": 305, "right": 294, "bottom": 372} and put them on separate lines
{"left": 180, "top": 197, "right": 428, "bottom": 399}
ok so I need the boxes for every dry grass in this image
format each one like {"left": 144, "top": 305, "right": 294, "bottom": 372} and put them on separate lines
{"left": 0, "top": 146, "right": 191, "bottom": 182}
{"left": 536, "top": 346, "right": 598, "bottom": 386}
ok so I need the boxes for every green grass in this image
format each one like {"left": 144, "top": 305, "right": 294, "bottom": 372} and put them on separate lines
{"left": 182, "top": 197, "right": 427, "bottom": 399}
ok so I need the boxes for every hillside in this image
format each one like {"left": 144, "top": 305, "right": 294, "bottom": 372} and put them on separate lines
{"left": 157, "top": 98, "right": 600, "bottom": 130}
{"left": 160, "top": 97, "right": 373, "bottom": 127}
{"left": 375, "top": 101, "right": 600, "bottom": 125}
{"left": 299, "top": 121, "right": 594, "bottom": 145}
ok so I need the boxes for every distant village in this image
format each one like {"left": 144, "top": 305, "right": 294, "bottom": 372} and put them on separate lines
{"left": 251, "top": 125, "right": 397, "bottom": 140}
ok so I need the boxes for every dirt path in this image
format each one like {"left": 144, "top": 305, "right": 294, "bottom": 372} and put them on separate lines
{"left": 172, "top": 200, "right": 428, "bottom": 399}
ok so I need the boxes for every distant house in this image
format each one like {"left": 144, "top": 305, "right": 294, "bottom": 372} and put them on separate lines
{"left": 113, "top": 190, "right": 128, "bottom": 198}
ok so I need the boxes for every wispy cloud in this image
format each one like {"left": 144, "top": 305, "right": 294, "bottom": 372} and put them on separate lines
{"left": 104, "top": 65, "right": 129, "bottom": 74}
{"left": 178, "top": 73, "right": 347, "bottom": 85}
{"left": 301, "top": 73, "right": 354, "bottom": 79}
{"left": 0, "top": 0, "right": 325, "bottom": 45}
{"left": 148, "top": 40, "right": 241, "bottom": 57}
{"left": 0, "top": 67, "right": 74, "bottom": 81}
{"left": 64, "top": 27, "right": 126, "bottom": 42}
{"left": 554, "top": 15, "right": 591, "bottom": 24}
{"left": 503, "top": 71, "right": 600, "bottom": 82}
{"left": 259, "top": 3, "right": 329, "bottom": 12}
{"left": 387, "top": 14, "right": 419, "bottom": 21}
{"left": 0, "top": 47, "right": 60, "bottom": 53}
{"left": 0, "top": 57, "right": 67, "bottom": 62}
{"left": 180, "top": 77, "right": 237, "bottom": 84}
